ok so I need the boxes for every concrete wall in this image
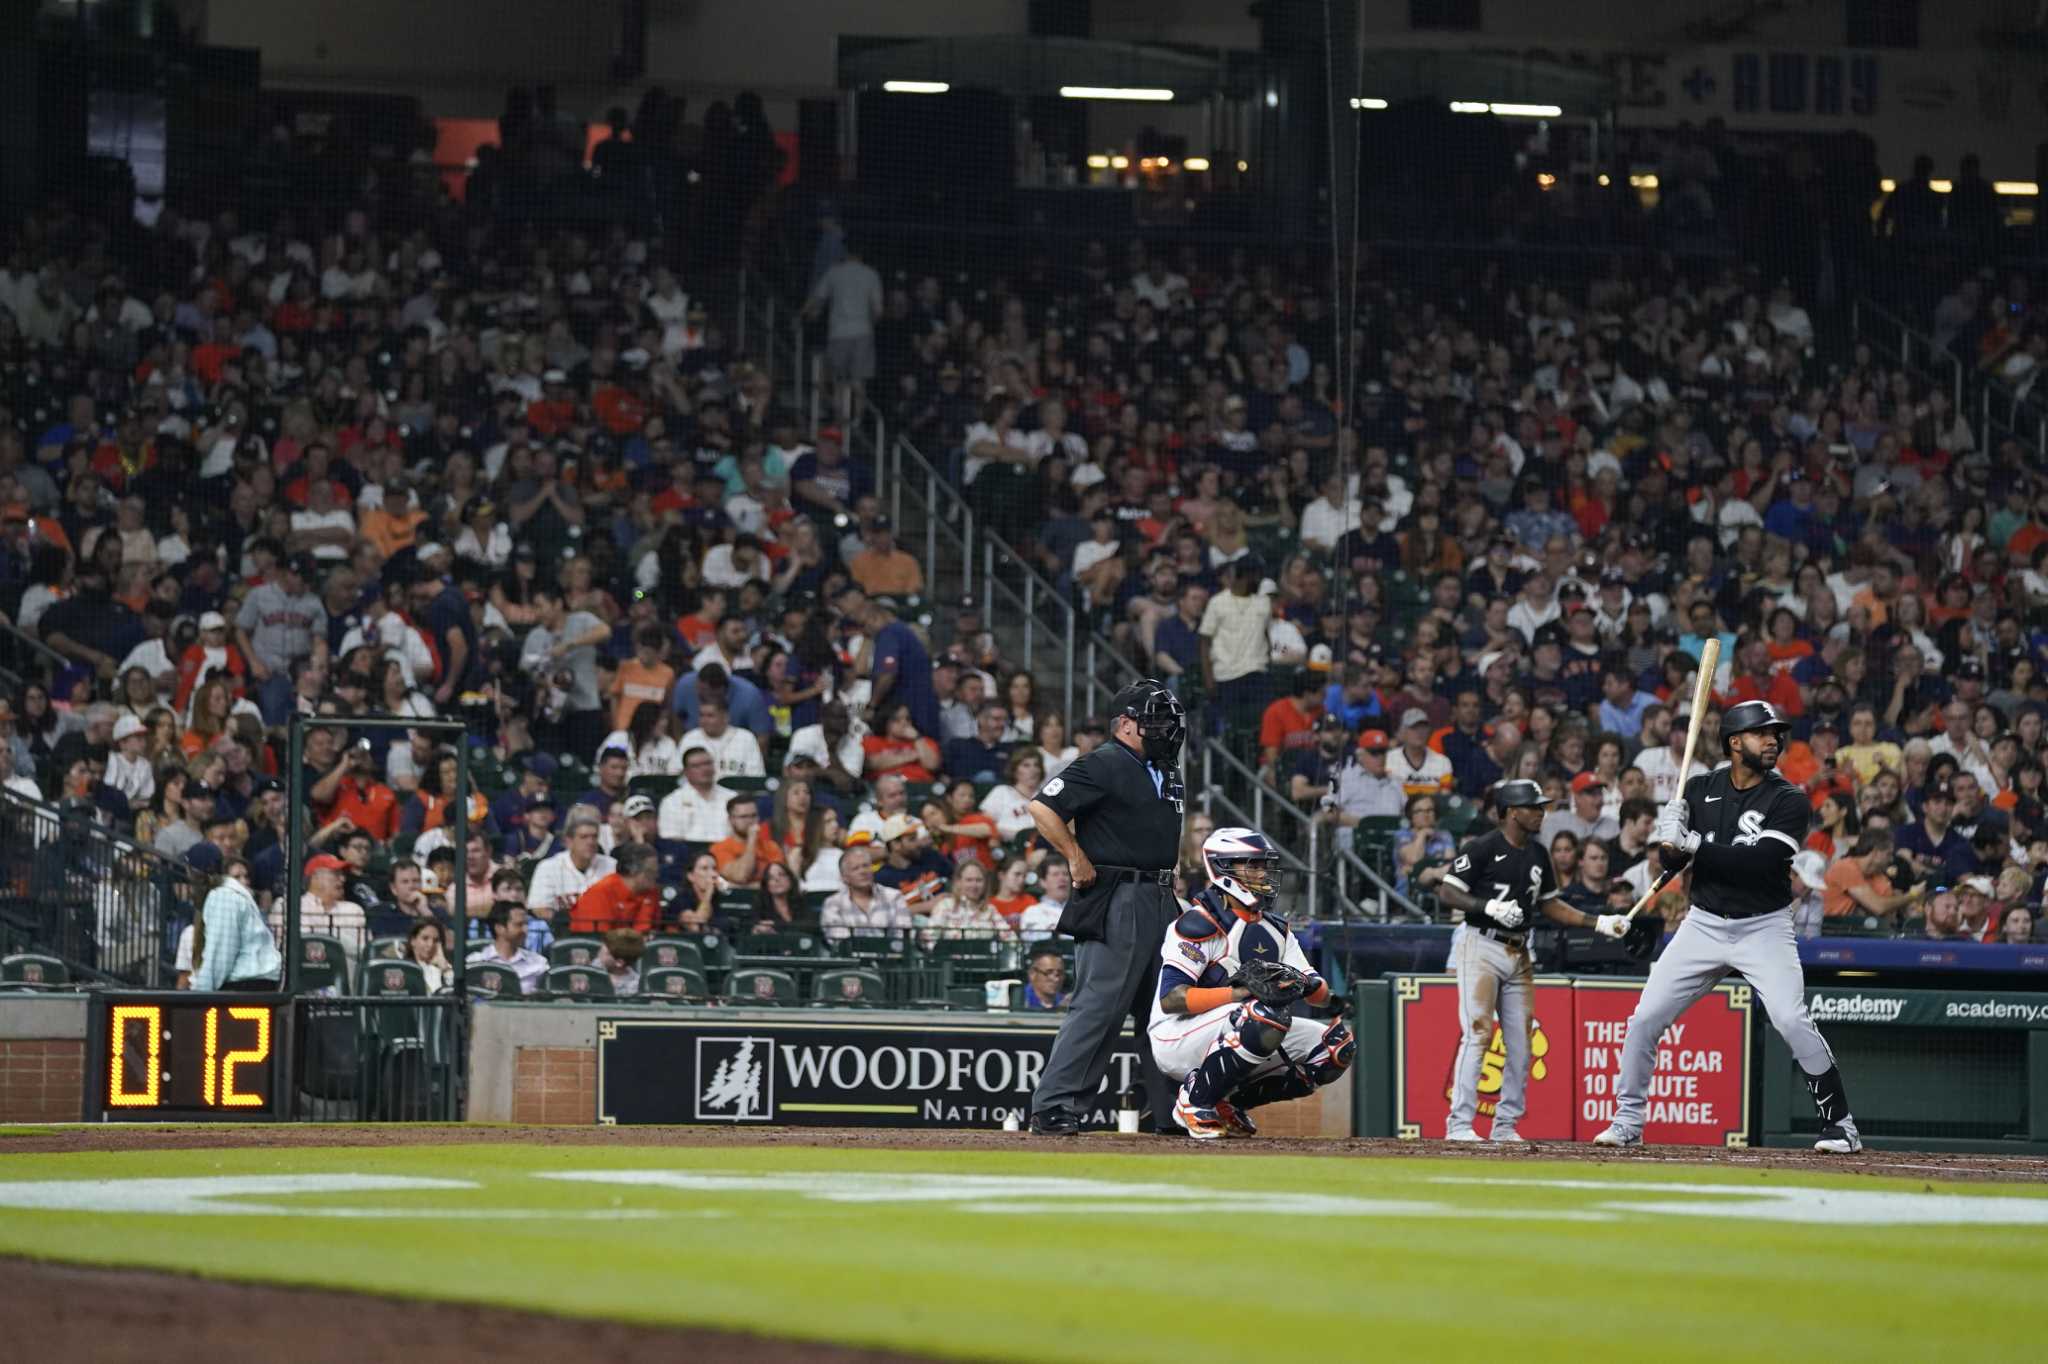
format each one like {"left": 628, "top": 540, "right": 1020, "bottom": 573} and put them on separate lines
{"left": 0, "top": 995, "right": 88, "bottom": 1123}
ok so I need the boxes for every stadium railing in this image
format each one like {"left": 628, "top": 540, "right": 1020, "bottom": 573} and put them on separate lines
{"left": 1852, "top": 294, "right": 2046, "bottom": 464}
{"left": 0, "top": 786, "right": 199, "bottom": 987}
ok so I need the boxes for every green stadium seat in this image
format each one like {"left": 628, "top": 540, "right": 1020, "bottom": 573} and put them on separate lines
{"left": 298, "top": 934, "right": 350, "bottom": 993}
{"left": 629, "top": 774, "right": 678, "bottom": 802}
{"left": 712, "top": 891, "right": 757, "bottom": 920}
{"left": 0, "top": 953, "right": 67, "bottom": 986}
{"left": 642, "top": 966, "right": 709, "bottom": 1000}
{"left": 463, "top": 962, "right": 525, "bottom": 997}
{"left": 945, "top": 983, "right": 989, "bottom": 1010}
{"left": 724, "top": 966, "right": 798, "bottom": 1006}
{"left": 364, "top": 936, "right": 408, "bottom": 963}
{"left": 838, "top": 930, "right": 913, "bottom": 962}
{"left": 642, "top": 936, "right": 704, "bottom": 972}
{"left": 718, "top": 776, "right": 772, "bottom": 795}
{"left": 359, "top": 957, "right": 429, "bottom": 997}
{"left": 549, "top": 937, "right": 604, "bottom": 968}
{"left": 814, "top": 967, "right": 886, "bottom": 1006}
{"left": 545, "top": 965, "right": 616, "bottom": 1000}
{"left": 737, "top": 930, "right": 820, "bottom": 958}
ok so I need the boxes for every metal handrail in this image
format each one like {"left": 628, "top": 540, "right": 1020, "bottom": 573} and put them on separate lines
{"left": 1332, "top": 842, "right": 1432, "bottom": 924}
{"left": 0, "top": 619, "right": 67, "bottom": 670}
{"left": 1852, "top": 294, "right": 2046, "bottom": 462}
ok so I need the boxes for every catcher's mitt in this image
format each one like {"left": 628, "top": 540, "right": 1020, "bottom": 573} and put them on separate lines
{"left": 1622, "top": 914, "right": 1663, "bottom": 961}
{"left": 1231, "top": 958, "right": 1312, "bottom": 1006}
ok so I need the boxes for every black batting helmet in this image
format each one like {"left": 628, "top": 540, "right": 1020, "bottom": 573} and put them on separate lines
{"left": 1494, "top": 779, "right": 1553, "bottom": 810}
{"left": 1721, "top": 699, "right": 1790, "bottom": 753}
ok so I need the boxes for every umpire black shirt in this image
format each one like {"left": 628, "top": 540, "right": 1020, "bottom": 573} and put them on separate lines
{"left": 1034, "top": 737, "right": 1183, "bottom": 871}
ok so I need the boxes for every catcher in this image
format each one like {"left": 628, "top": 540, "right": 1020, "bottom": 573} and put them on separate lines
{"left": 1430, "top": 779, "right": 1647, "bottom": 1141}
{"left": 1149, "top": 827, "right": 1355, "bottom": 1139}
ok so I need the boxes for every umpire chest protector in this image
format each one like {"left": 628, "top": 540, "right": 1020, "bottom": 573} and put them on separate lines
{"left": 1036, "top": 738, "right": 1184, "bottom": 872}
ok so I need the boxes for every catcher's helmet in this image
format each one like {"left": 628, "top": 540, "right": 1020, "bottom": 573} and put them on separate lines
{"left": 1721, "top": 699, "right": 1790, "bottom": 754}
{"left": 1202, "top": 827, "right": 1282, "bottom": 915}
{"left": 1112, "top": 677, "right": 1188, "bottom": 765}
{"left": 1494, "top": 779, "right": 1553, "bottom": 810}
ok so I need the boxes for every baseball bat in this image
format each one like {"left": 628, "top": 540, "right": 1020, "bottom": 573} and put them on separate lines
{"left": 1624, "top": 635, "right": 1720, "bottom": 923}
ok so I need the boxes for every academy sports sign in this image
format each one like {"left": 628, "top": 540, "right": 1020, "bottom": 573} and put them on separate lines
{"left": 595, "top": 1016, "right": 1144, "bottom": 1128}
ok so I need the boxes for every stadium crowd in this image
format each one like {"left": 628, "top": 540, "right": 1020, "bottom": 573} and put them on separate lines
{"left": 2, "top": 144, "right": 2047, "bottom": 1002}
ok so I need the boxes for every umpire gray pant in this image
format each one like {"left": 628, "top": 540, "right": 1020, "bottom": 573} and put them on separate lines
{"left": 1032, "top": 881, "right": 1179, "bottom": 1121}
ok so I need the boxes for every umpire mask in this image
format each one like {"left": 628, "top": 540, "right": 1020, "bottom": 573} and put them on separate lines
{"left": 1114, "top": 678, "right": 1187, "bottom": 766}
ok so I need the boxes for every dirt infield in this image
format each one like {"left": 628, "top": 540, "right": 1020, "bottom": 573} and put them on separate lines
{"left": 0, "top": 1257, "right": 927, "bottom": 1364}
{"left": 7, "top": 1121, "right": 2048, "bottom": 1183}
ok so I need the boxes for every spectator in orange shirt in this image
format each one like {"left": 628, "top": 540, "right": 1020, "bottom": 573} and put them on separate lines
{"left": 711, "top": 795, "right": 784, "bottom": 887}
{"left": 329, "top": 739, "right": 400, "bottom": 842}
{"left": 569, "top": 842, "right": 663, "bottom": 933}
{"left": 1258, "top": 670, "right": 1324, "bottom": 776}
{"left": 862, "top": 702, "right": 940, "bottom": 783}
{"left": 357, "top": 478, "right": 428, "bottom": 560}
{"left": 847, "top": 515, "right": 925, "bottom": 597}
{"left": 675, "top": 587, "right": 725, "bottom": 651}
{"left": 1822, "top": 830, "right": 1926, "bottom": 923}
{"left": 609, "top": 625, "right": 677, "bottom": 732}
{"left": 1720, "top": 636, "right": 1804, "bottom": 717}
{"left": 931, "top": 776, "right": 1002, "bottom": 871}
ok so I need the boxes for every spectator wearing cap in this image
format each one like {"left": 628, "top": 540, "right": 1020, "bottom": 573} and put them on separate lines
{"left": 874, "top": 813, "right": 950, "bottom": 907}
{"left": 1953, "top": 874, "right": 1998, "bottom": 941}
{"left": 1258, "top": 670, "right": 1325, "bottom": 777}
{"left": 576, "top": 746, "right": 633, "bottom": 816}
{"left": 1543, "top": 773, "right": 1620, "bottom": 844}
{"left": 849, "top": 515, "right": 924, "bottom": 597}
{"left": 1289, "top": 713, "right": 1357, "bottom": 808}
{"left": 503, "top": 791, "right": 560, "bottom": 862}
{"left": 236, "top": 555, "right": 326, "bottom": 700}
{"left": 789, "top": 425, "right": 870, "bottom": 519}
{"left": 330, "top": 737, "right": 400, "bottom": 842}
{"left": 104, "top": 713, "right": 153, "bottom": 805}
{"left": 1895, "top": 783, "right": 1975, "bottom": 886}
{"left": 154, "top": 779, "right": 213, "bottom": 860}
{"left": 1320, "top": 729, "right": 1405, "bottom": 825}
{"left": 1387, "top": 708, "right": 1454, "bottom": 798}
{"left": 173, "top": 610, "right": 247, "bottom": 714}
{"left": 289, "top": 852, "right": 369, "bottom": 953}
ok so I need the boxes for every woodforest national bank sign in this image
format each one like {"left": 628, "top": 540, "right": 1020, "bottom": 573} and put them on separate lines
{"left": 595, "top": 1016, "right": 1144, "bottom": 1127}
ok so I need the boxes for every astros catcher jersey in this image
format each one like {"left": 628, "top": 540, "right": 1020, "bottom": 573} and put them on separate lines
{"left": 1149, "top": 887, "right": 1315, "bottom": 1031}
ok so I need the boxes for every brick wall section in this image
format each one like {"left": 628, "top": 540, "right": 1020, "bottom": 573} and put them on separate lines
{"left": 0, "top": 1039, "right": 85, "bottom": 1123}
{"left": 1247, "top": 1069, "right": 1353, "bottom": 1139}
{"left": 511, "top": 1046, "right": 596, "bottom": 1124}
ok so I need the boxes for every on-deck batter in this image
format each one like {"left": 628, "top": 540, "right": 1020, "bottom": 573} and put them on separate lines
{"left": 1595, "top": 700, "right": 1863, "bottom": 1153}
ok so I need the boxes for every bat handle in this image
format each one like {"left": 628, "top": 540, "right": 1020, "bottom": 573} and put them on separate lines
{"left": 1623, "top": 868, "right": 1677, "bottom": 923}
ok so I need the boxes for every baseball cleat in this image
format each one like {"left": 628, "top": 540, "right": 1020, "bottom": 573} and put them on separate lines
{"left": 1444, "top": 1127, "right": 1483, "bottom": 1142}
{"left": 1490, "top": 1126, "right": 1525, "bottom": 1143}
{"left": 1027, "top": 1110, "right": 1080, "bottom": 1136}
{"left": 1174, "top": 1097, "right": 1228, "bottom": 1141}
{"left": 1214, "top": 1100, "right": 1258, "bottom": 1138}
{"left": 1592, "top": 1124, "right": 1642, "bottom": 1147}
{"left": 1814, "top": 1122, "right": 1863, "bottom": 1154}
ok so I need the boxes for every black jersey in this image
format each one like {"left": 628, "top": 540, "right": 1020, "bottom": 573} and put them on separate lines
{"left": 1680, "top": 766, "right": 1810, "bottom": 917}
{"left": 1441, "top": 827, "right": 1558, "bottom": 933}
{"left": 1034, "top": 737, "right": 1184, "bottom": 871}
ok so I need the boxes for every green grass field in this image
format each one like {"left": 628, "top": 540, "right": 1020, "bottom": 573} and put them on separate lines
{"left": 0, "top": 1140, "right": 2042, "bottom": 1361}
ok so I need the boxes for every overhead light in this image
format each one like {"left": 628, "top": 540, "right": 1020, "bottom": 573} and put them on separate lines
{"left": 1349, "top": 97, "right": 1389, "bottom": 110}
{"left": 1183, "top": 156, "right": 1210, "bottom": 172}
{"left": 1236, "top": 159, "right": 1249, "bottom": 172}
{"left": 1996, "top": 180, "right": 2039, "bottom": 196}
{"left": 882, "top": 81, "right": 949, "bottom": 94}
{"left": 1931, "top": 179, "right": 1953, "bottom": 192}
{"left": 1448, "top": 101, "right": 1490, "bottom": 113}
{"left": 1536, "top": 173, "right": 1556, "bottom": 189}
{"left": 1086, "top": 154, "right": 1110, "bottom": 170}
{"left": 1628, "top": 173, "right": 1659, "bottom": 189}
{"left": 1265, "top": 90, "right": 1279, "bottom": 108}
{"left": 1488, "top": 102, "right": 1562, "bottom": 117}
{"left": 1597, "top": 173, "right": 1610, "bottom": 186}
{"left": 1060, "top": 86, "right": 1173, "bottom": 101}
{"left": 1110, "top": 154, "right": 1130, "bottom": 169}
{"left": 1880, "top": 178, "right": 1897, "bottom": 193}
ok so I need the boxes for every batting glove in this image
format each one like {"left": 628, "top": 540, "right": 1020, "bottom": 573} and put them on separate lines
{"left": 1652, "top": 803, "right": 1692, "bottom": 849}
{"left": 1484, "top": 896, "right": 1525, "bottom": 929}
{"left": 1593, "top": 914, "right": 1628, "bottom": 940}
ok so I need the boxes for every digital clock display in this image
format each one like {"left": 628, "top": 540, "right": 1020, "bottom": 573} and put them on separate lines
{"left": 86, "top": 994, "right": 290, "bottom": 1122}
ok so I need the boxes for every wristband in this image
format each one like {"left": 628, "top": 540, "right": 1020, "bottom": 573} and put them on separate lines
{"left": 1305, "top": 978, "right": 1330, "bottom": 1005}
{"left": 1185, "top": 985, "right": 1236, "bottom": 1014}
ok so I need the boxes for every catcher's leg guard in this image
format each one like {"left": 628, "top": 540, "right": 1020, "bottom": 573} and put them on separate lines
{"left": 1181, "top": 1002, "right": 1287, "bottom": 1107}
{"left": 1230, "top": 1018, "right": 1354, "bottom": 1111}
{"left": 1302, "top": 1018, "right": 1355, "bottom": 1085}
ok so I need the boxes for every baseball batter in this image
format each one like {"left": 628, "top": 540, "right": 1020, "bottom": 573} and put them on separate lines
{"left": 1595, "top": 700, "right": 1863, "bottom": 1153}
{"left": 1149, "top": 828, "right": 1355, "bottom": 1139}
{"left": 1432, "top": 779, "right": 1631, "bottom": 1141}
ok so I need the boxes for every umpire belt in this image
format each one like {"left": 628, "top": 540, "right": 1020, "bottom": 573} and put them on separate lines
{"left": 1475, "top": 924, "right": 1528, "bottom": 948}
{"left": 1093, "top": 864, "right": 1173, "bottom": 887}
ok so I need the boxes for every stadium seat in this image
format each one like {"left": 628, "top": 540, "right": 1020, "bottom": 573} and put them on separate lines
{"left": 642, "top": 966, "right": 709, "bottom": 1000}
{"left": 544, "top": 965, "right": 616, "bottom": 1000}
{"left": 0, "top": 953, "right": 68, "bottom": 986}
{"left": 463, "top": 962, "right": 525, "bottom": 997}
{"left": 359, "top": 958, "right": 429, "bottom": 997}
{"left": 642, "top": 936, "right": 705, "bottom": 972}
{"left": 837, "top": 930, "right": 913, "bottom": 962}
{"left": 813, "top": 967, "right": 885, "bottom": 1005}
{"left": 724, "top": 966, "right": 798, "bottom": 1006}
{"left": 718, "top": 775, "right": 772, "bottom": 795}
{"left": 712, "top": 890, "right": 757, "bottom": 920}
{"left": 629, "top": 774, "right": 678, "bottom": 802}
{"left": 549, "top": 936, "right": 604, "bottom": 967}
{"left": 737, "top": 930, "right": 819, "bottom": 957}
{"left": 364, "top": 936, "right": 408, "bottom": 962}
{"left": 298, "top": 934, "right": 350, "bottom": 993}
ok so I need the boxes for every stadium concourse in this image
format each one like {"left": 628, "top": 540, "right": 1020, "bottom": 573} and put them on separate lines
{"left": 7, "top": 156, "right": 2048, "bottom": 1002}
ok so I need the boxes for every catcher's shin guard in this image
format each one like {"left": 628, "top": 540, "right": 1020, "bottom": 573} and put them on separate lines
{"left": 1182, "top": 1003, "right": 1286, "bottom": 1107}
{"left": 1227, "top": 1070, "right": 1315, "bottom": 1110}
{"left": 1303, "top": 1019, "right": 1355, "bottom": 1085}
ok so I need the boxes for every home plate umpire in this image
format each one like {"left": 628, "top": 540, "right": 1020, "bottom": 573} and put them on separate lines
{"left": 1027, "top": 679, "right": 1188, "bottom": 1135}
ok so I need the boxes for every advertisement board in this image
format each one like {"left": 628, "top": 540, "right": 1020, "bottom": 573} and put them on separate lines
{"left": 1391, "top": 976, "right": 1752, "bottom": 1147}
{"left": 596, "top": 1015, "right": 1143, "bottom": 1128}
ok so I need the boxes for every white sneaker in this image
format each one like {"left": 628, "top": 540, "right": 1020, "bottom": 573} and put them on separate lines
{"left": 1490, "top": 1127, "right": 1524, "bottom": 1143}
{"left": 1592, "top": 1124, "right": 1641, "bottom": 1147}
{"left": 1445, "top": 1127, "right": 1483, "bottom": 1142}
{"left": 1814, "top": 1121, "right": 1863, "bottom": 1154}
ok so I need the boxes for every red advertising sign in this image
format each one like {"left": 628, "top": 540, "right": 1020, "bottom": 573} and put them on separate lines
{"left": 1391, "top": 975, "right": 1753, "bottom": 1146}
{"left": 1571, "top": 980, "right": 1752, "bottom": 1147}
{"left": 1392, "top": 976, "right": 1579, "bottom": 1140}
